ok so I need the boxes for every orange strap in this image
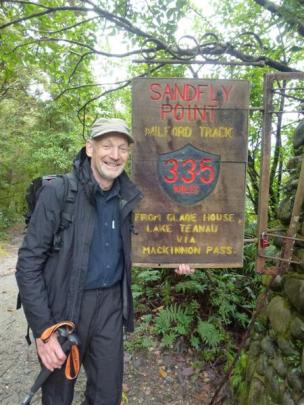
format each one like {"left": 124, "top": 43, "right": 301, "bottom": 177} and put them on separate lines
{"left": 65, "top": 344, "right": 80, "bottom": 380}
{"left": 40, "top": 321, "right": 76, "bottom": 341}
{"left": 40, "top": 321, "right": 80, "bottom": 380}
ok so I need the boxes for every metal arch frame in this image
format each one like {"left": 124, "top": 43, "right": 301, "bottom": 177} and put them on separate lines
{"left": 133, "top": 33, "right": 267, "bottom": 68}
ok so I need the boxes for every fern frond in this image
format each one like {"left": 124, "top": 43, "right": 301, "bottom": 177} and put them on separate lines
{"left": 175, "top": 279, "right": 207, "bottom": 294}
{"left": 197, "top": 320, "right": 224, "bottom": 348}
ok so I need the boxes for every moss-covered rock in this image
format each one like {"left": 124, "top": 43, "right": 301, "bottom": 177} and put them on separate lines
{"left": 253, "top": 322, "right": 268, "bottom": 337}
{"left": 262, "top": 274, "right": 284, "bottom": 291}
{"left": 295, "top": 249, "right": 304, "bottom": 272}
{"left": 277, "top": 336, "right": 297, "bottom": 356}
{"left": 290, "top": 316, "right": 304, "bottom": 341}
{"left": 287, "top": 370, "right": 304, "bottom": 393}
{"left": 246, "top": 357, "right": 257, "bottom": 382}
{"left": 246, "top": 376, "right": 266, "bottom": 405}
{"left": 301, "top": 349, "right": 304, "bottom": 374}
{"left": 286, "top": 156, "right": 302, "bottom": 171}
{"left": 272, "top": 230, "right": 286, "bottom": 248}
{"left": 278, "top": 197, "right": 293, "bottom": 224}
{"left": 267, "top": 296, "right": 292, "bottom": 334}
{"left": 256, "top": 353, "right": 269, "bottom": 376}
{"left": 285, "top": 179, "right": 300, "bottom": 192}
{"left": 282, "top": 391, "right": 295, "bottom": 405}
{"left": 284, "top": 276, "right": 304, "bottom": 314}
{"left": 294, "top": 236, "right": 304, "bottom": 249}
{"left": 293, "top": 120, "right": 304, "bottom": 150}
{"left": 261, "top": 336, "right": 276, "bottom": 358}
{"left": 271, "top": 354, "right": 288, "bottom": 378}
{"left": 269, "top": 274, "right": 284, "bottom": 291}
{"left": 249, "top": 341, "right": 261, "bottom": 357}
{"left": 264, "top": 365, "right": 284, "bottom": 402}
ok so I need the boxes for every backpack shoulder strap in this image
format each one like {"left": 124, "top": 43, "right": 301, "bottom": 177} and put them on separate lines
{"left": 60, "top": 172, "right": 78, "bottom": 223}
{"left": 65, "top": 172, "right": 78, "bottom": 197}
{"left": 52, "top": 172, "right": 78, "bottom": 252}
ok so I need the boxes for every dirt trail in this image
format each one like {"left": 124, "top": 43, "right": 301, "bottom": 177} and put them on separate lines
{"left": 0, "top": 230, "right": 223, "bottom": 404}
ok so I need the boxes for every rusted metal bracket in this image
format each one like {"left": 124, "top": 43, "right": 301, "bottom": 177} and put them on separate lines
{"left": 257, "top": 154, "right": 304, "bottom": 274}
{"left": 258, "top": 255, "right": 303, "bottom": 265}
{"left": 262, "top": 231, "right": 304, "bottom": 242}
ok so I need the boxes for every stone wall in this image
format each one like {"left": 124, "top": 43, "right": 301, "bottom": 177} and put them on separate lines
{"left": 234, "top": 120, "right": 304, "bottom": 405}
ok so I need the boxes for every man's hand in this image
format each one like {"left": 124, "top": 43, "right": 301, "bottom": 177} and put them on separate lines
{"left": 175, "top": 264, "right": 195, "bottom": 275}
{"left": 36, "top": 334, "right": 67, "bottom": 371}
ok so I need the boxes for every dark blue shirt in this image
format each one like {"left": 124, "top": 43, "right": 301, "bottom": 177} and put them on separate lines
{"left": 85, "top": 180, "right": 123, "bottom": 289}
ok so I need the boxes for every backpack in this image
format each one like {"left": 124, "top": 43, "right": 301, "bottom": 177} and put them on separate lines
{"left": 24, "top": 173, "right": 78, "bottom": 252}
{"left": 17, "top": 172, "right": 78, "bottom": 344}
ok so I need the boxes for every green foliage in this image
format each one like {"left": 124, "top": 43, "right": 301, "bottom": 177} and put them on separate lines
{"left": 175, "top": 278, "right": 208, "bottom": 294}
{"left": 155, "top": 302, "right": 197, "bottom": 347}
{"left": 124, "top": 314, "right": 156, "bottom": 352}
{"left": 209, "top": 272, "right": 256, "bottom": 328}
{"left": 136, "top": 269, "right": 162, "bottom": 283}
{"left": 0, "top": 87, "right": 83, "bottom": 230}
{"left": 230, "top": 351, "right": 249, "bottom": 403}
{"left": 196, "top": 320, "right": 224, "bottom": 348}
{"left": 131, "top": 267, "right": 162, "bottom": 308}
{"left": 132, "top": 239, "right": 261, "bottom": 363}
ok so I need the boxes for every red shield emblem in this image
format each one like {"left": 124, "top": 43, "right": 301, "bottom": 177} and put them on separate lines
{"left": 158, "top": 144, "right": 220, "bottom": 205}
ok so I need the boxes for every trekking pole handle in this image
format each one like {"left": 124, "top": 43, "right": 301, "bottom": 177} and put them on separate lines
{"left": 20, "top": 390, "right": 35, "bottom": 405}
{"left": 20, "top": 328, "right": 78, "bottom": 405}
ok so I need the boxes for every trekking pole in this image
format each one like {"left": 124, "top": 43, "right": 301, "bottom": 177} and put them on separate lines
{"left": 20, "top": 327, "right": 80, "bottom": 405}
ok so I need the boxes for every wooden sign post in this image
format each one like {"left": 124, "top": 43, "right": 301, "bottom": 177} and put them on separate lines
{"left": 131, "top": 78, "right": 249, "bottom": 268}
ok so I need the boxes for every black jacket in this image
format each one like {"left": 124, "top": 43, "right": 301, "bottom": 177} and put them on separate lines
{"left": 16, "top": 147, "right": 143, "bottom": 338}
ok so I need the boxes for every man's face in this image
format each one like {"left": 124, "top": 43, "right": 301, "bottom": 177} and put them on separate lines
{"left": 86, "top": 132, "right": 130, "bottom": 189}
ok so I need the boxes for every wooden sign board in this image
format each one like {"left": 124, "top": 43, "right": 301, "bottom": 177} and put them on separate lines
{"left": 131, "top": 78, "right": 249, "bottom": 268}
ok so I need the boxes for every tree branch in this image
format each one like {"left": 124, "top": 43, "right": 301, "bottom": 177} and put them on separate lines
{"left": 273, "top": 89, "right": 304, "bottom": 104}
{"left": 77, "top": 63, "right": 165, "bottom": 117}
{"left": 54, "top": 79, "right": 133, "bottom": 100}
{"left": 194, "top": 40, "right": 302, "bottom": 72}
{"left": 26, "top": 17, "right": 99, "bottom": 36}
{"left": 254, "top": 0, "right": 304, "bottom": 37}
{"left": 82, "top": 0, "right": 173, "bottom": 52}
{"left": 2, "top": 0, "right": 302, "bottom": 73}
{"left": 68, "top": 51, "right": 93, "bottom": 84}
{"left": 0, "top": 4, "right": 92, "bottom": 30}
{"left": 246, "top": 184, "right": 257, "bottom": 213}
{"left": 1, "top": 0, "right": 52, "bottom": 10}
{"left": 11, "top": 37, "right": 158, "bottom": 59}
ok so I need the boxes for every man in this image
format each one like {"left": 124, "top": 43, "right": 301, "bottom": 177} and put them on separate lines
{"left": 16, "top": 118, "right": 193, "bottom": 405}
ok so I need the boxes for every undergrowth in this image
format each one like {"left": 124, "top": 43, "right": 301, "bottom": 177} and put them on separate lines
{"left": 130, "top": 239, "right": 261, "bottom": 368}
